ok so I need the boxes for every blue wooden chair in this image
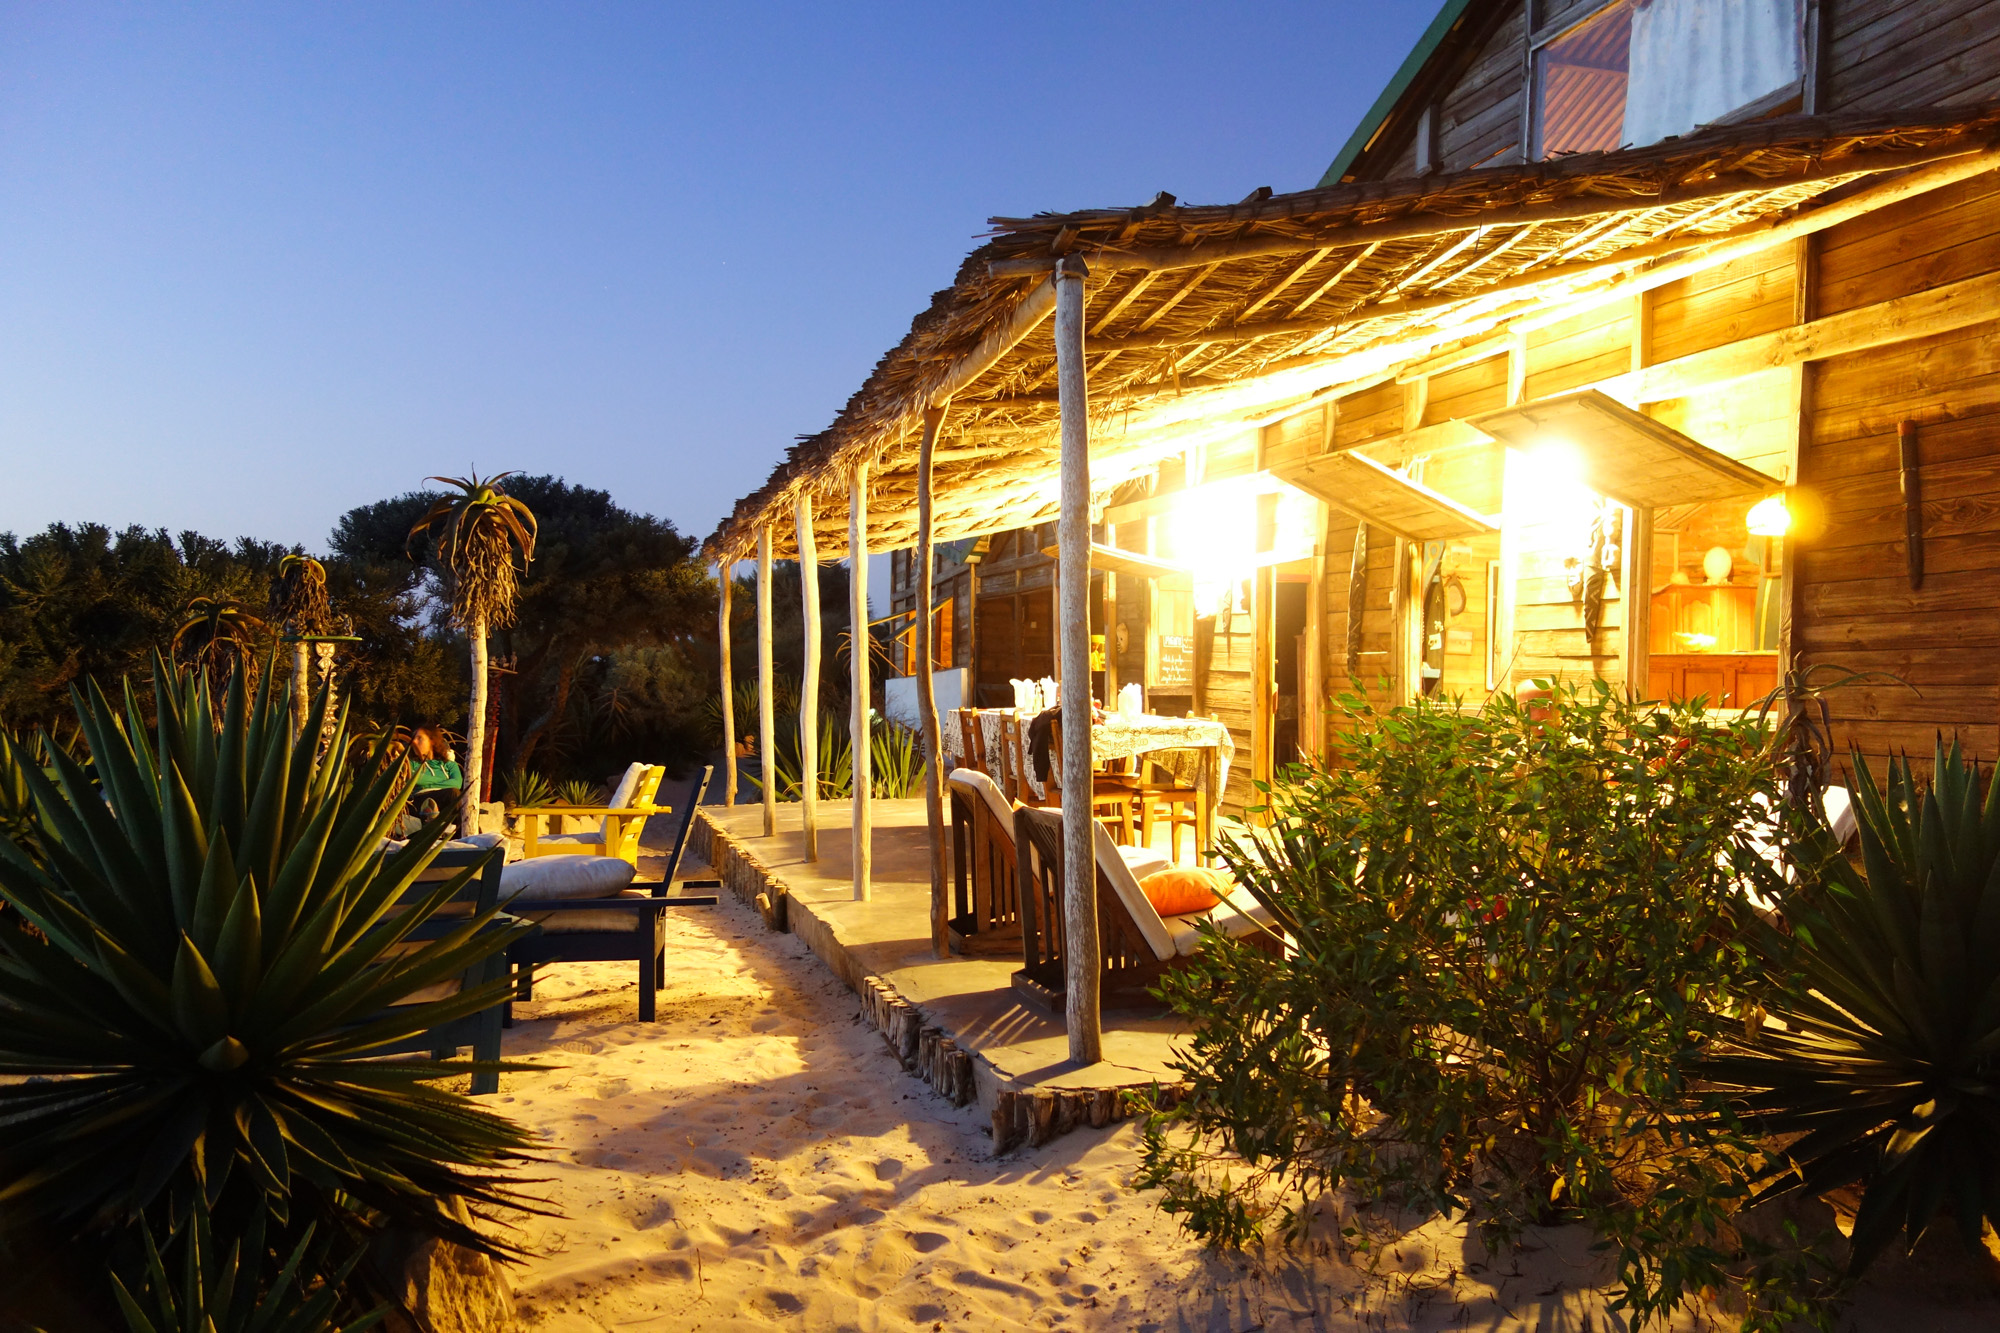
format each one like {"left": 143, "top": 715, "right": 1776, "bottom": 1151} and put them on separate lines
{"left": 506, "top": 765, "right": 722, "bottom": 1022}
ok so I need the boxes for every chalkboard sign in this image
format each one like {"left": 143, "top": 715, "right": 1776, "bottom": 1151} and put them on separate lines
{"left": 1156, "top": 634, "right": 1195, "bottom": 689}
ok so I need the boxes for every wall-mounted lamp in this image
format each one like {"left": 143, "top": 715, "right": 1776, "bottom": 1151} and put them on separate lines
{"left": 1746, "top": 493, "right": 1790, "bottom": 538}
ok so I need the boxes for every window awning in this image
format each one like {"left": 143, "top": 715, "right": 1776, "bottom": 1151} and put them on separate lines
{"left": 1037, "top": 542, "right": 1195, "bottom": 587}
{"left": 1469, "top": 389, "right": 1780, "bottom": 509}
{"left": 1272, "top": 450, "right": 1499, "bottom": 543}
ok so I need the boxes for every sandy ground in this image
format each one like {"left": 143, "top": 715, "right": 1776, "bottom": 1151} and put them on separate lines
{"left": 492, "top": 863, "right": 1999, "bottom": 1332}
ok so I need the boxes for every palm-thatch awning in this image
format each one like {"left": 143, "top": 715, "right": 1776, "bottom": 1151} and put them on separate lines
{"left": 705, "top": 102, "right": 2000, "bottom": 561}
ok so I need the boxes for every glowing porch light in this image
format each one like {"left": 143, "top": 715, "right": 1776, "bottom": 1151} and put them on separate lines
{"left": 1164, "top": 482, "right": 1258, "bottom": 616}
{"left": 1510, "top": 439, "right": 1598, "bottom": 546}
{"left": 1746, "top": 493, "right": 1790, "bottom": 537}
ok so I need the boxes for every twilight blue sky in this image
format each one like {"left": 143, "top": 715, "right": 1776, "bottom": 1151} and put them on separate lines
{"left": 0, "top": 3, "right": 1436, "bottom": 552}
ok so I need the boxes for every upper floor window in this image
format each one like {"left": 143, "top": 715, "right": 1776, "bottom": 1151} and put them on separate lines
{"left": 1533, "top": 0, "right": 1803, "bottom": 160}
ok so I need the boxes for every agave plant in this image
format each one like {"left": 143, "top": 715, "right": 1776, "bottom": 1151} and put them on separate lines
{"left": 1704, "top": 738, "right": 2000, "bottom": 1273}
{"left": 406, "top": 472, "right": 538, "bottom": 835}
{"left": 0, "top": 656, "right": 537, "bottom": 1255}
{"left": 503, "top": 765, "right": 554, "bottom": 808}
{"left": 868, "top": 720, "right": 924, "bottom": 800}
{"left": 553, "top": 778, "right": 605, "bottom": 807}
{"left": 112, "top": 1198, "right": 385, "bottom": 1333}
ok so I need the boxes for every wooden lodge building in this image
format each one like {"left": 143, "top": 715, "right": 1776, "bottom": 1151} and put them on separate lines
{"left": 709, "top": 0, "right": 2000, "bottom": 830}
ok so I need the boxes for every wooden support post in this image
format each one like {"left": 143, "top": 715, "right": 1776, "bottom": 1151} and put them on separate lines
{"left": 1102, "top": 567, "right": 1118, "bottom": 702}
{"left": 850, "top": 462, "right": 872, "bottom": 902}
{"left": 917, "top": 404, "right": 950, "bottom": 956}
{"left": 796, "top": 493, "right": 821, "bottom": 862}
{"left": 718, "top": 559, "right": 737, "bottom": 806}
{"left": 757, "top": 525, "right": 777, "bottom": 838}
{"left": 1622, "top": 509, "right": 1654, "bottom": 699}
{"left": 1054, "top": 255, "right": 1102, "bottom": 1066}
{"left": 1623, "top": 290, "right": 1653, "bottom": 699}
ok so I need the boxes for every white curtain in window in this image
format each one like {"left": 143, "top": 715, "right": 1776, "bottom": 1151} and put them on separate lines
{"left": 1622, "top": 0, "right": 1802, "bottom": 148}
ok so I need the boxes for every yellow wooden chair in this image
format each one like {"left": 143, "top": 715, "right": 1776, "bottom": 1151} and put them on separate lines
{"left": 511, "top": 762, "right": 668, "bottom": 868}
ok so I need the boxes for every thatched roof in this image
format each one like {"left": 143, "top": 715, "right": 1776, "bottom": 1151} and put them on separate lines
{"left": 706, "top": 102, "right": 2000, "bottom": 561}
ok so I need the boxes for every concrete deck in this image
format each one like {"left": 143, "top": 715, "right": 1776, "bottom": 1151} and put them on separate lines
{"left": 690, "top": 798, "right": 1188, "bottom": 1151}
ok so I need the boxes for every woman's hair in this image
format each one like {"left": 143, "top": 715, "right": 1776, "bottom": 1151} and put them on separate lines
{"left": 411, "top": 724, "right": 451, "bottom": 758}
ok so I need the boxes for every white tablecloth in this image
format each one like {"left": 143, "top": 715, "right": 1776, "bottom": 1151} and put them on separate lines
{"left": 943, "top": 709, "right": 1233, "bottom": 805}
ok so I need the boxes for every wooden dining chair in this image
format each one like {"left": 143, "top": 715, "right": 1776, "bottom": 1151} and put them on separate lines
{"left": 1048, "top": 717, "right": 1138, "bottom": 843}
{"left": 957, "top": 708, "right": 989, "bottom": 776}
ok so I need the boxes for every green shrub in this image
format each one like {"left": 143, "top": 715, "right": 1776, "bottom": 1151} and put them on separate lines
{"left": 1703, "top": 738, "right": 2000, "bottom": 1275}
{"left": 0, "top": 657, "right": 537, "bottom": 1267}
{"left": 1138, "top": 682, "right": 1825, "bottom": 1327}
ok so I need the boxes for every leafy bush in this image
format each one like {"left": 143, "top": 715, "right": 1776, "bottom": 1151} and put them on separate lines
{"left": 1138, "top": 682, "right": 1822, "bottom": 1327}
{"left": 1704, "top": 739, "right": 2000, "bottom": 1275}
{"left": 113, "top": 1198, "right": 384, "bottom": 1333}
{"left": 0, "top": 657, "right": 537, "bottom": 1265}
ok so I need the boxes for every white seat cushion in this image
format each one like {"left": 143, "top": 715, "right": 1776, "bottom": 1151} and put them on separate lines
{"left": 537, "top": 830, "right": 605, "bottom": 848}
{"left": 499, "top": 855, "right": 636, "bottom": 903}
{"left": 1116, "top": 845, "right": 1173, "bottom": 882}
{"left": 1165, "top": 885, "right": 1277, "bottom": 956}
{"left": 606, "top": 762, "right": 647, "bottom": 812}
{"left": 948, "top": 768, "right": 1016, "bottom": 837}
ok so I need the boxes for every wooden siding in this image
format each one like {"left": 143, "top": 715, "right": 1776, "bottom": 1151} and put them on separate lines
{"left": 1343, "top": 0, "right": 2000, "bottom": 184}
{"left": 1796, "top": 179, "right": 2000, "bottom": 768}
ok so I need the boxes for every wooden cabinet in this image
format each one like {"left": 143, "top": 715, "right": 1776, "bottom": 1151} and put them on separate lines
{"left": 1648, "top": 653, "right": 1779, "bottom": 709}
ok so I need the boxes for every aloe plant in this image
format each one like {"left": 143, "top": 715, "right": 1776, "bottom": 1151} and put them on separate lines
{"left": 0, "top": 656, "right": 536, "bottom": 1256}
{"left": 112, "top": 1198, "right": 385, "bottom": 1333}
{"left": 1705, "top": 738, "right": 2000, "bottom": 1274}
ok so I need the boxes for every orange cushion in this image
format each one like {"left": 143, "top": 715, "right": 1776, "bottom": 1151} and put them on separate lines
{"left": 1140, "top": 867, "right": 1229, "bottom": 917}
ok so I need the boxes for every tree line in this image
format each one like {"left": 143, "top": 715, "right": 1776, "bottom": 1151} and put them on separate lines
{"left": 0, "top": 474, "right": 857, "bottom": 794}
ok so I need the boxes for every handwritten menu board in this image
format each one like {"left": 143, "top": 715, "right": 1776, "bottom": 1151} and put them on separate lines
{"left": 1155, "top": 634, "right": 1195, "bottom": 690}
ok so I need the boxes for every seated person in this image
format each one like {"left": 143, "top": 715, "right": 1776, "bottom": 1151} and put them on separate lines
{"left": 403, "top": 724, "right": 463, "bottom": 830}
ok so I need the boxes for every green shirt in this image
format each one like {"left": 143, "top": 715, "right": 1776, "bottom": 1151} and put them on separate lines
{"left": 412, "top": 758, "right": 462, "bottom": 793}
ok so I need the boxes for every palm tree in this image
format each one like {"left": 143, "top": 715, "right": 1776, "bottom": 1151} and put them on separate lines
{"left": 407, "top": 472, "right": 537, "bottom": 834}
{"left": 267, "top": 552, "right": 334, "bottom": 739}
{"left": 170, "top": 596, "right": 264, "bottom": 689}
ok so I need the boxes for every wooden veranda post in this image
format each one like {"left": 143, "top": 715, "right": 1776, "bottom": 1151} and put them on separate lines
{"left": 758, "top": 525, "right": 777, "bottom": 837}
{"left": 1054, "top": 254, "right": 1103, "bottom": 1065}
{"left": 850, "top": 463, "right": 872, "bottom": 901}
{"left": 718, "top": 559, "right": 737, "bottom": 806}
{"left": 917, "top": 402, "right": 950, "bottom": 956}
{"left": 796, "top": 494, "right": 821, "bottom": 861}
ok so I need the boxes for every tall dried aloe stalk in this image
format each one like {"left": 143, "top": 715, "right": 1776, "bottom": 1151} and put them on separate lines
{"left": 406, "top": 473, "right": 537, "bottom": 834}
{"left": 268, "top": 554, "right": 335, "bottom": 741}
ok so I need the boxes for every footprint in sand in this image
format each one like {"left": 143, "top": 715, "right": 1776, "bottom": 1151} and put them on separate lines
{"left": 907, "top": 1231, "right": 951, "bottom": 1254}
{"left": 873, "top": 1158, "right": 905, "bottom": 1182}
{"left": 593, "top": 1078, "right": 630, "bottom": 1100}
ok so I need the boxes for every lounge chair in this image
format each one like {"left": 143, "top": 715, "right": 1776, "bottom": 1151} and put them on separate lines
{"left": 511, "top": 761, "right": 667, "bottom": 866}
{"left": 367, "top": 844, "right": 522, "bottom": 1095}
{"left": 948, "top": 767, "right": 1024, "bottom": 954}
{"left": 1010, "top": 804, "right": 1272, "bottom": 1016}
{"left": 951, "top": 767, "right": 1172, "bottom": 956}
{"left": 504, "top": 765, "right": 722, "bottom": 1022}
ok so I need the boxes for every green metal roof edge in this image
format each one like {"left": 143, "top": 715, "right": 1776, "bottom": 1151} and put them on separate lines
{"left": 1315, "top": 0, "right": 1480, "bottom": 189}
